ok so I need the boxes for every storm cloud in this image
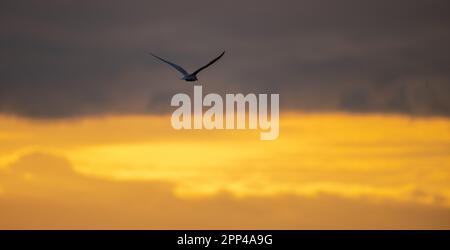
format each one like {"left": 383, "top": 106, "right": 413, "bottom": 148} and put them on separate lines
{"left": 1, "top": 0, "right": 450, "bottom": 118}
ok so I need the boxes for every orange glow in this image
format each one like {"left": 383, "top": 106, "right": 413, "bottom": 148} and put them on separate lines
{"left": 0, "top": 112, "right": 449, "bottom": 229}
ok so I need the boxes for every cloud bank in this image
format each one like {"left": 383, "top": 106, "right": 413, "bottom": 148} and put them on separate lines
{"left": 1, "top": 0, "right": 450, "bottom": 118}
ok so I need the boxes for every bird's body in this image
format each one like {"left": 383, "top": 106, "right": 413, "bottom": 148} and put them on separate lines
{"left": 150, "top": 51, "right": 225, "bottom": 82}
{"left": 182, "top": 75, "right": 198, "bottom": 82}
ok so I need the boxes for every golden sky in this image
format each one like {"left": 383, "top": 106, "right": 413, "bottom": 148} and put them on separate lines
{"left": 0, "top": 112, "right": 449, "bottom": 229}
{"left": 2, "top": 0, "right": 450, "bottom": 230}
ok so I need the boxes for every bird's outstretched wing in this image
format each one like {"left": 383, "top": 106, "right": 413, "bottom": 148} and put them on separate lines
{"left": 191, "top": 51, "right": 225, "bottom": 76}
{"left": 150, "top": 53, "right": 189, "bottom": 76}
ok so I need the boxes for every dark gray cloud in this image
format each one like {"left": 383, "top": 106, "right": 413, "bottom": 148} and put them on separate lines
{"left": 1, "top": 0, "right": 450, "bottom": 118}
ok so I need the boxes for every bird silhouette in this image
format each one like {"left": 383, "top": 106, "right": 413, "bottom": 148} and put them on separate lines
{"left": 150, "top": 51, "right": 225, "bottom": 82}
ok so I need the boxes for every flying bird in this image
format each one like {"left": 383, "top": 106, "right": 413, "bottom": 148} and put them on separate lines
{"left": 150, "top": 51, "right": 225, "bottom": 82}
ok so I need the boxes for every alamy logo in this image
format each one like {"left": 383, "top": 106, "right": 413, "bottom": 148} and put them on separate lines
{"left": 151, "top": 51, "right": 280, "bottom": 140}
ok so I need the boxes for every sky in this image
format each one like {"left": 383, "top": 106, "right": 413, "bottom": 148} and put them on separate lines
{"left": 0, "top": 0, "right": 450, "bottom": 229}
{"left": 1, "top": 0, "right": 450, "bottom": 117}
